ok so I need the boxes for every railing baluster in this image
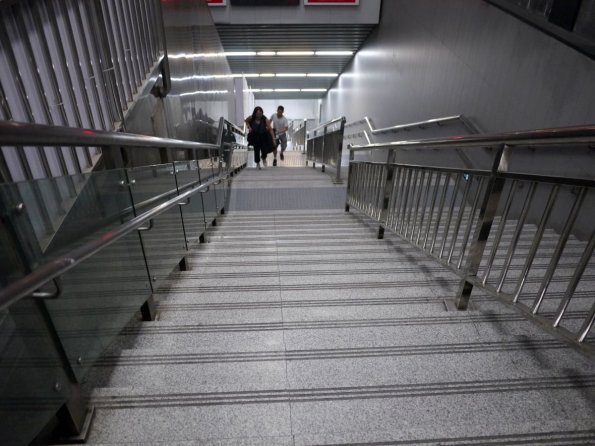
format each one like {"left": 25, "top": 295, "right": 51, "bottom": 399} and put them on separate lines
{"left": 482, "top": 180, "right": 517, "bottom": 285}
{"left": 531, "top": 187, "right": 587, "bottom": 314}
{"left": 578, "top": 301, "right": 595, "bottom": 343}
{"left": 447, "top": 176, "right": 472, "bottom": 263}
{"left": 439, "top": 173, "right": 462, "bottom": 258}
{"left": 457, "top": 176, "right": 487, "bottom": 269}
{"left": 553, "top": 228, "right": 595, "bottom": 328}
{"left": 416, "top": 170, "right": 433, "bottom": 246}
{"left": 430, "top": 173, "right": 450, "bottom": 253}
{"left": 398, "top": 169, "right": 413, "bottom": 234}
{"left": 403, "top": 169, "right": 417, "bottom": 237}
{"left": 512, "top": 184, "right": 560, "bottom": 303}
{"left": 496, "top": 181, "right": 537, "bottom": 292}
{"left": 423, "top": 172, "right": 441, "bottom": 250}
{"left": 410, "top": 170, "right": 426, "bottom": 241}
{"left": 387, "top": 167, "right": 401, "bottom": 230}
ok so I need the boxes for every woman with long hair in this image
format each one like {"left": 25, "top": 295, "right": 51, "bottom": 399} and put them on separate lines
{"left": 245, "top": 106, "right": 275, "bottom": 169}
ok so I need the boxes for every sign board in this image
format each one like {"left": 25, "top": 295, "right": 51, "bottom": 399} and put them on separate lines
{"left": 207, "top": 0, "right": 227, "bottom": 6}
{"left": 304, "top": 0, "right": 359, "bottom": 5}
{"left": 230, "top": 0, "right": 299, "bottom": 5}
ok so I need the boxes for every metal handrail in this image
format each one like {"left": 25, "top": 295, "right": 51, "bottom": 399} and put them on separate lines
{"left": 224, "top": 119, "right": 245, "bottom": 136}
{"left": 345, "top": 114, "right": 478, "bottom": 134}
{"left": 308, "top": 116, "right": 346, "bottom": 135}
{"left": 0, "top": 172, "right": 228, "bottom": 312}
{"left": 306, "top": 116, "right": 346, "bottom": 183}
{"left": 0, "top": 120, "right": 221, "bottom": 151}
{"left": 349, "top": 124, "right": 595, "bottom": 151}
{"left": 345, "top": 123, "right": 595, "bottom": 353}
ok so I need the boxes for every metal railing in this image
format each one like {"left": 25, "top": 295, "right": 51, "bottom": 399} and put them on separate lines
{"left": 0, "top": 118, "right": 247, "bottom": 443}
{"left": 291, "top": 120, "right": 308, "bottom": 152}
{"left": 344, "top": 115, "right": 479, "bottom": 145}
{"left": 346, "top": 124, "right": 595, "bottom": 354}
{"left": 306, "top": 116, "right": 346, "bottom": 183}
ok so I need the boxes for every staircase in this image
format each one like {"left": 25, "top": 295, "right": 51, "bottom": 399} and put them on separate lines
{"left": 81, "top": 166, "right": 595, "bottom": 445}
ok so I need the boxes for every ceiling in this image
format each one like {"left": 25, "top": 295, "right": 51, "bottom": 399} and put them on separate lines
{"left": 214, "top": 24, "right": 376, "bottom": 99}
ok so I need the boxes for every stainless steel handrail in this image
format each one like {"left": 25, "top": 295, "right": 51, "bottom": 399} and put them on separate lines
{"left": 306, "top": 117, "right": 347, "bottom": 183}
{"left": 308, "top": 116, "right": 346, "bottom": 135}
{"left": 349, "top": 124, "right": 595, "bottom": 151}
{"left": 0, "top": 172, "right": 228, "bottom": 312}
{"left": 224, "top": 119, "right": 245, "bottom": 136}
{"left": 0, "top": 120, "right": 221, "bottom": 151}
{"left": 344, "top": 124, "right": 595, "bottom": 352}
{"left": 356, "top": 115, "right": 477, "bottom": 135}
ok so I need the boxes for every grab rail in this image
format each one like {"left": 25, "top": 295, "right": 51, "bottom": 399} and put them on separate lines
{"left": 346, "top": 124, "right": 595, "bottom": 354}
{"left": 349, "top": 124, "right": 595, "bottom": 150}
{"left": 0, "top": 120, "right": 221, "bottom": 151}
{"left": 344, "top": 115, "right": 479, "bottom": 144}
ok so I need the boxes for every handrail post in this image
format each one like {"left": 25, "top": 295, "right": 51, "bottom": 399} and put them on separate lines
{"left": 377, "top": 149, "right": 396, "bottom": 239}
{"left": 321, "top": 125, "right": 327, "bottom": 172}
{"left": 334, "top": 117, "right": 346, "bottom": 184}
{"left": 453, "top": 144, "right": 509, "bottom": 310}
{"left": 345, "top": 145, "right": 354, "bottom": 212}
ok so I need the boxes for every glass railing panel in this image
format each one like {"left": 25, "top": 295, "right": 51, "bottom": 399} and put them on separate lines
{"left": 197, "top": 151, "right": 218, "bottom": 225}
{"left": 0, "top": 168, "right": 151, "bottom": 384}
{"left": 0, "top": 221, "right": 73, "bottom": 445}
{"left": 128, "top": 163, "right": 186, "bottom": 287}
{"left": 174, "top": 160, "right": 207, "bottom": 246}
{"left": 47, "top": 231, "right": 150, "bottom": 382}
{"left": 0, "top": 301, "right": 73, "bottom": 445}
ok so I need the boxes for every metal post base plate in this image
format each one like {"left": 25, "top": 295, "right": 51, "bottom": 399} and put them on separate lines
{"left": 56, "top": 406, "right": 96, "bottom": 444}
{"left": 443, "top": 299, "right": 476, "bottom": 312}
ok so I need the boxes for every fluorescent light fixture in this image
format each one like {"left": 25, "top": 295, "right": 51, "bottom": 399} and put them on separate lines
{"left": 257, "top": 51, "right": 276, "bottom": 56}
{"left": 260, "top": 88, "right": 274, "bottom": 92}
{"left": 276, "top": 51, "right": 315, "bottom": 56}
{"left": 168, "top": 52, "right": 224, "bottom": 59}
{"left": 259, "top": 73, "right": 275, "bottom": 77}
{"left": 301, "top": 88, "right": 327, "bottom": 92}
{"left": 246, "top": 89, "right": 261, "bottom": 92}
{"left": 315, "top": 51, "right": 353, "bottom": 56}
{"left": 223, "top": 51, "right": 257, "bottom": 56}
{"left": 307, "top": 73, "right": 338, "bottom": 77}
{"left": 275, "top": 88, "right": 300, "bottom": 92}
{"left": 179, "top": 90, "right": 229, "bottom": 96}
{"left": 275, "top": 73, "right": 307, "bottom": 77}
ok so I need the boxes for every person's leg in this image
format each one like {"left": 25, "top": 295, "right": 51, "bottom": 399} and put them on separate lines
{"left": 261, "top": 145, "right": 268, "bottom": 167}
{"left": 279, "top": 134, "right": 287, "bottom": 160}
{"left": 272, "top": 144, "right": 278, "bottom": 166}
{"left": 254, "top": 144, "right": 261, "bottom": 168}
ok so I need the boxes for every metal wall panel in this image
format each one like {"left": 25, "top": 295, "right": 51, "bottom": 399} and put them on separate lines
{"left": 0, "top": 0, "right": 165, "bottom": 182}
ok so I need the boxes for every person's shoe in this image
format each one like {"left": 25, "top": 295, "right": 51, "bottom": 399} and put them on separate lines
{"left": 257, "top": 162, "right": 262, "bottom": 170}
{"left": 273, "top": 158, "right": 277, "bottom": 167}
{"left": 263, "top": 158, "right": 267, "bottom": 167}
{"left": 280, "top": 152, "right": 284, "bottom": 161}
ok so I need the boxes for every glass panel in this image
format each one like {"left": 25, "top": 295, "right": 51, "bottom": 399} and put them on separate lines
{"left": 128, "top": 163, "right": 186, "bottom": 287}
{"left": 0, "top": 301, "right": 72, "bottom": 445}
{"left": 0, "top": 221, "right": 72, "bottom": 445}
{"left": 197, "top": 150, "right": 218, "bottom": 225}
{"left": 47, "top": 231, "right": 150, "bottom": 382}
{"left": 1, "top": 169, "right": 152, "bottom": 382}
{"left": 174, "top": 160, "right": 206, "bottom": 246}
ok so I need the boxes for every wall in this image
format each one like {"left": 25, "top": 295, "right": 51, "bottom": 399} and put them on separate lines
{"left": 125, "top": 0, "right": 236, "bottom": 141}
{"left": 322, "top": 0, "right": 595, "bottom": 132}
{"left": 255, "top": 99, "right": 319, "bottom": 121}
